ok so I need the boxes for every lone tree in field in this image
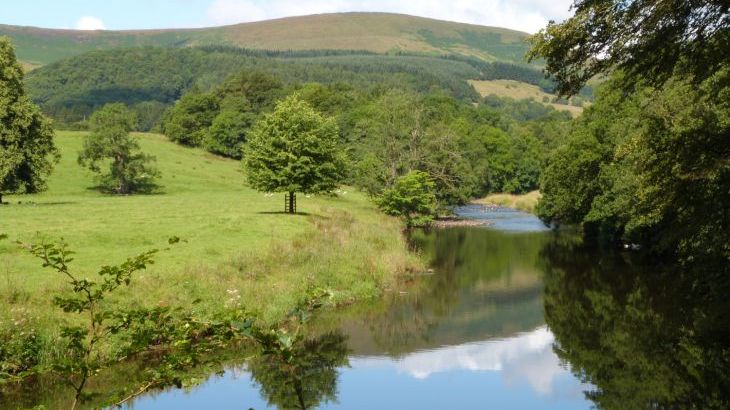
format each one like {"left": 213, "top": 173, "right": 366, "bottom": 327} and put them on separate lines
{"left": 78, "top": 103, "right": 159, "bottom": 194}
{"left": 0, "top": 37, "right": 58, "bottom": 204}
{"left": 243, "top": 95, "right": 345, "bottom": 213}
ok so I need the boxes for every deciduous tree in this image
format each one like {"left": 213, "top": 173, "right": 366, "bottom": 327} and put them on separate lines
{"left": 0, "top": 37, "right": 58, "bottom": 204}
{"left": 377, "top": 170, "right": 437, "bottom": 227}
{"left": 78, "top": 103, "right": 159, "bottom": 194}
{"left": 243, "top": 95, "right": 346, "bottom": 213}
{"left": 528, "top": 0, "right": 729, "bottom": 95}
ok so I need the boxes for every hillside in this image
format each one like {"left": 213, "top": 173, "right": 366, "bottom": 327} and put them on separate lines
{"left": 0, "top": 131, "right": 419, "bottom": 328}
{"left": 470, "top": 79, "right": 585, "bottom": 116}
{"left": 0, "top": 12, "right": 531, "bottom": 67}
{"left": 25, "top": 47, "right": 487, "bottom": 124}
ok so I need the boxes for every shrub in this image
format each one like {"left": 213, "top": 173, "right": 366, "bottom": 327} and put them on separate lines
{"left": 376, "top": 170, "right": 437, "bottom": 227}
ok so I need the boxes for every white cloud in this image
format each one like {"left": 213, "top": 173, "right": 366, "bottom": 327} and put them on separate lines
{"left": 75, "top": 16, "right": 106, "bottom": 31}
{"left": 351, "top": 326, "right": 590, "bottom": 396}
{"left": 205, "top": 0, "right": 574, "bottom": 33}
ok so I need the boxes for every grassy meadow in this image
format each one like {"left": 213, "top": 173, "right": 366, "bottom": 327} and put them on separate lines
{"left": 469, "top": 79, "right": 585, "bottom": 116}
{"left": 0, "top": 131, "right": 422, "bottom": 353}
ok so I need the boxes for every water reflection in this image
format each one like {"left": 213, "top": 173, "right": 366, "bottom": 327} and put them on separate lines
{"left": 367, "top": 326, "right": 561, "bottom": 389}
{"left": 349, "top": 226, "right": 550, "bottom": 353}
{"left": 542, "top": 239, "right": 730, "bottom": 408}
{"left": 123, "top": 223, "right": 592, "bottom": 410}
{"left": 11, "top": 208, "right": 726, "bottom": 409}
{"left": 248, "top": 332, "right": 349, "bottom": 410}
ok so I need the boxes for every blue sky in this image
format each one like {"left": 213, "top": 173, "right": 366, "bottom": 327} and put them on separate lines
{"left": 1, "top": 1, "right": 574, "bottom": 33}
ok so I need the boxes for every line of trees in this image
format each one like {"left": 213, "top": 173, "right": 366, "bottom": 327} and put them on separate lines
{"left": 156, "top": 69, "right": 571, "bottom": 219}
{"left": 2, "top": 33, "right": 573, "bottom": 220}
{"left": 24, "top": 45, "right": 568, "bottom": 129}
{"left": 529, "top": 0, "right": 729, "bottom": 265}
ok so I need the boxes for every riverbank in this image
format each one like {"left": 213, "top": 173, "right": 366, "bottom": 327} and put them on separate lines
{"left": 432, "top": 216, "right": 491, "bottom": 228}
{"left": 0, "top": 131, "right": 423, "bottom": 380}
{"left": 473, "top": 191, "right": 541, "bottom": 213}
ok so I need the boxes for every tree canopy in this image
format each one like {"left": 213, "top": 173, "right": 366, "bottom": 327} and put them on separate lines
{"left": 243, "top": 94, "right": 346, "bottom": 202}
{"left": 376, "top": 170, "right": 438, "bottom": 227}
{"left": 531, "top": 1, "right": 729, "bottom": 264}
{"left": 162, "top": 91, "right": 219, "bottom": 146}
{"left": 78, "top": 103, "right": 159, "bottom": 194}
{"left": 0, "top": 37, "right": 57, "bottom": 203}
{"left": 529, "top": 0, "right": 730, "bottom": 95}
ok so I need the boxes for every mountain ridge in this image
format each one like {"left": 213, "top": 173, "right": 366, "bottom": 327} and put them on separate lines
{"left": 0, "top": 12, "right": 532, "bottom": 67}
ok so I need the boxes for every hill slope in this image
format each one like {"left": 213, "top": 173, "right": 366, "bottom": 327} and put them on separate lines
{"left": 0, "top": 131, "right": 419, "bottom": 331}
{"left": 470, "top": 80, "right": 585, "bottom": 116}
{"left": 0, "top": 12, "right": 531, "bottom": 67}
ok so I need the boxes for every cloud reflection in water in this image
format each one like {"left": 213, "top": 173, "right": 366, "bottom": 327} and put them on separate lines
{"left": 351, "top": 326, "right": 586, "bottom": 397}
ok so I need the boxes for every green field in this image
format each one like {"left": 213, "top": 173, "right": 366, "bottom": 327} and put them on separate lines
{"left": 0, "top": 131, "right": 421, "bottom": 344}
{"left": 469, "top": 79, "right": 585, "bottom": 116}
{"left": 0, "top": 12, "right": 531, "bottom": 68}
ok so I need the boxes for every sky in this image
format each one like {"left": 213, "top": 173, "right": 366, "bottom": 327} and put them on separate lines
{"left": 0, "top": 0, "right": 574, "bottom": 34}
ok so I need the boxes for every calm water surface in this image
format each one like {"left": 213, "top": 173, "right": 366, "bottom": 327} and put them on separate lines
{"left": 125, "top": 206, "right": 593, "bottom": 409}
{"left": 14, "top": 205, "right": 721, "bottom": 409}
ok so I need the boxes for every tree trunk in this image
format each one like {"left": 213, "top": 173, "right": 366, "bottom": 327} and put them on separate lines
{"left": 0, "top": 192, "right": 3, "bottom": 204}
{"left": 288, "top": 191, "right": 296, "bottom": 214}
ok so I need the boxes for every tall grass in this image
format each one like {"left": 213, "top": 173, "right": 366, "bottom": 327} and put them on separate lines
{"left": 0, "top": 131, "right": 423, "bottom": 371}
{"left": 475, "top": 191, "right": 542, "bottom": 213}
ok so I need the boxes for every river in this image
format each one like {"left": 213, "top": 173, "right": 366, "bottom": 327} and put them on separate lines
{"left": 8, "top": 205, "right": 727, "bottom": 409}
{"left": 126, "top": 206, "right": 596, "bottom": 410}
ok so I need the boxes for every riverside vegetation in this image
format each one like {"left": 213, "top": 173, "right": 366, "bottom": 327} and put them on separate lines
{"left": 1, "top": 2, "right": 728, "bottom": 407}
{"left": 0, "top": 131, "right": 423, "bottom": 407}
{"left": 529, "top": 0, "right": 729, "bottom": 267}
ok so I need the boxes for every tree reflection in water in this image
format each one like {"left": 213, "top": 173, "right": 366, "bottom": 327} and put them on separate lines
{"left": 541, "top": 239, "right": 730, "bottom": 409}
{"left": 248, "top": 331, "right": 350, "bottom": 410}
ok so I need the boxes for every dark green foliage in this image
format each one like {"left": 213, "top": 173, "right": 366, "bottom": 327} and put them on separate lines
{"left": 542, "top": 239, "right": 730, "bottom": 408}
{"left": 162, "top": 91, "right": 219, "bottom": 146}
{"left": 217, "top": 70, "right": 284, "bottom": 111}
{"left": 482, "top": 95, "right": 572, "bottom": 122}
{"left": 164, "top": 70, "right": 284, "bottom": 157}
{"left": 0, "top": 37, "right": 58, "bottom": 203}
{"left": 536, "top": 134, "right": 606, "bottom": 228}
{"left": 78, "top": 103, "right": 160, "bottom": 194}
{"left": 377, "top": 170, "right": 437, "bottom": 227}
{"left": 24, "top": 46, "right": 563, "bottom": 128}
{"left": 537, "top": 72, "right": 729, "bottom": 263}
{"left": 152, "top": 68, "right": 569, "bottom": 205}
{"left": 205, "top": 109, "right": 255, "bottom": 159}
{"left": 26, "top": 47, "right": 199, "bottom": 125}
{"left": 478, "top": 126, "right": 542, "bottom": 194}
{"left": 528, "top": 0, "right": 729, "bottom": 96}
{"left": 348, "top": 89, "right": 480, "bottom": 205}
{"left": 243, "top": 95, "right": 346, "bottom": 209}
{"left": 348, "top": 89, "right": 564, "bottom": 204}
{"left": 248, "top": 332, "right": 349, "bottom": 410}
{"left": 530, "top": 0, "right": 729, "bottom": 264}
{"left": 130, "top": 101, "right": 168, "bottom": 132}
{"left": 25, "top": 47, "right": 485, "bottom": 126}
{"left": 296, "top": 82, "right": 357, "bottom": 118}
